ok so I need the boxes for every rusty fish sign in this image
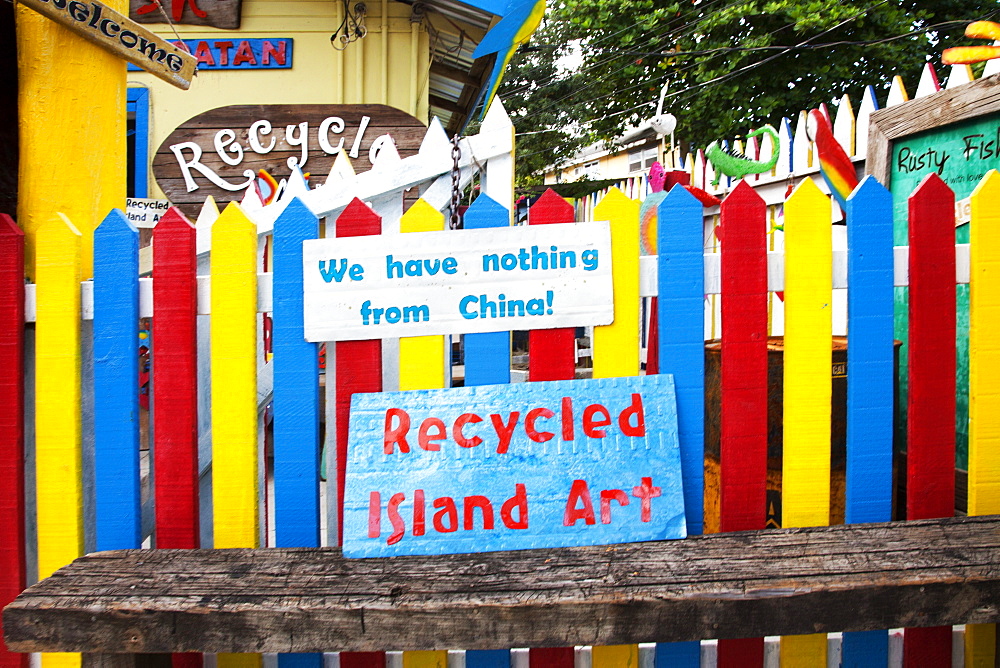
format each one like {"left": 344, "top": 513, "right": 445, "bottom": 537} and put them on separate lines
{"left": 342, "top": 375, "right": 687, "bottom": 557}
{"left": 153, "top": 104, "right": 426, "bottom": 217}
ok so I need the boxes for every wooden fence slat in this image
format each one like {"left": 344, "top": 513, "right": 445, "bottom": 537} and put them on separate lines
{"left": 527, "top": 189, "right": 576, "bottom": 383}
{"left": 780, "top": 177, "right": 833, "bottom": 668}
{"left": 335, "top": 198, "right": 386, "bottom": 668}
{"left": 35, "top": 214, "right": 83, "bottom": 668}
{"left": 592, "top": 188, "right": 640, "bottom": 378}
{"left": 210, "top": 202, "right": 261, "bottom": 668}
{"left": 903, "top": 173, "right": 956, "bottom": 667}
{"left": 841, "top": 176, "right": 894, "bottom": 666}
{"left": 152, "top": 209, "right": 199, "bottom": 550}
{"left": 93, "top": 210, "right": 140, "bottom": 551}
{"left": 716, "top": 180, "right": 768, "bottom": 668}
{"left": 0, "top": 214, "right": 26, "bottom": 668}
{"left": 462, "top": 195, "right": 511, "bottom": 387}
{"left": 965, "top": 170, "right": 1000, "bottom": 666}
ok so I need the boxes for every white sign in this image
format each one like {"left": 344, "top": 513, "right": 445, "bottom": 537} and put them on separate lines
{"left": 302, "top": 222, "right": 614, "bottom": 342}
{"left": 125, "top": 198, "right": 170, "bottom": 228}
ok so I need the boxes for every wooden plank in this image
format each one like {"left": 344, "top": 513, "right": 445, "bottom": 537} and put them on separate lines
{"left": 128, "top": 0, "right": 243, "bottom": 30}
{"left": 841, "top": 177, "right": 894, "bottom": 666}
{"left": 6, "top": 516, "right": 1000, "bottom": 654}
{"left": 904, "top": 173, "right": 956, "bottom": 667}
{"left": 0, "top": 214, "right": 26, "bottom": 668}
{"left": 966, "top": 170, "right": 1000, "bottom": 666}
{"left": 93, "top": 210, "right": 141, "bottom": 550}
{"left": 592, "top": 188, "right": 640, "bottom": 378}
{"left": 152, "top": 209, "right": 200, "bottom": 550}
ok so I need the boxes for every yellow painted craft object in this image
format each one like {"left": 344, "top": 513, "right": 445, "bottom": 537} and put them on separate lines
{"left": 780, "top": 178, "right": 832, "bottom": 668}
{"left": 211, "top": 202, "right": 261, "bottom": 668}
{"left": 966, "top": 170, "right": 1000, "bottom": 667}
{"left": 398, "top": 199, "right": 446, "bottom": 392}
{"left": 16, "top": 1, "right": 126, "bottom": 280}
{"left": 592, "top": 189, "right": 640, "bottom": 379}
{"left": 35, "top": 215, "right": 83, "bottom": 668}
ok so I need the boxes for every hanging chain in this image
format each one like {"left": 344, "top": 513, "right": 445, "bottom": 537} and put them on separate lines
{"left": 450, "top": 134, "right": 462, "bottom": 230}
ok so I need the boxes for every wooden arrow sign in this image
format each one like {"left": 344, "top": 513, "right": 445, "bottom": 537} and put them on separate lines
{"left": 18, "top": 0, "right": 197, "bottom": 89}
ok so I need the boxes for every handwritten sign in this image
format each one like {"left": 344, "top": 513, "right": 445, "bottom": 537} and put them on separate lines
{"left": 19, "top": 0, "right": 197, "bottom": 89}
{"left": 302, "top": 222, "right": 613, "bottom": 341}
{"left": 342, "top": 375, "right": 687, "bottom": 557}
{"left": 128, "top": 38, "right": 291, "bottom": 71}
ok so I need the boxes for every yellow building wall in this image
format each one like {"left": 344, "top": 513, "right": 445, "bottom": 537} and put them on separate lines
{"left": 130, "top": 0, "right": 432, "bottom": 200}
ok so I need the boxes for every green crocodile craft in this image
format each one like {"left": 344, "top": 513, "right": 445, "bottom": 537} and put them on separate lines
{"left": 705, "top": 125, "right": 780, "bottom": 186}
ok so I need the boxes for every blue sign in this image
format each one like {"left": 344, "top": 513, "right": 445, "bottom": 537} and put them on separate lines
{"left": 128, "top": 38, "right": 292, "bottom": 71}
{"left": 343, "top": 375, "right": 686, "bottom": 557}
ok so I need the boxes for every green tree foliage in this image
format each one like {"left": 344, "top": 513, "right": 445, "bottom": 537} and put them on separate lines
{"left": 494, "top": 0, "right": 1000, "bottom": 183}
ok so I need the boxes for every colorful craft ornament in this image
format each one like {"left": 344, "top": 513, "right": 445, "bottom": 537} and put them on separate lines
{"left": 704, "top": 125, "right": 779, "bottom": 186}
{"left": 471, "top": 0, "right": 546, "bottom": 120}
{"left": 943, "top": 21, "right": 1000, "bottom": 65}
{"left": 806, "top": 108, "right": 858, "bottom": 211}
{"left": 639, "top": 162, "right": 667, "bottom": 255}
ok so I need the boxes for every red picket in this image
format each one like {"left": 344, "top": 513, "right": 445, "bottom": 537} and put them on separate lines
{"left": 0, "top": 214, "right": 27, "bottom": 668}
{"left": 335, "top": 198, "right": 386, "bottom": 668}
{"left": 903, "top": 173, "right": 956, "bottom": 667}
{"left": 717, "top": 181, "right": 768, "bottom": 668}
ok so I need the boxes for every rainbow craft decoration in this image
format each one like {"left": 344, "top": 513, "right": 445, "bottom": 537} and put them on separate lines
{"left": 943, "top": 21, "right": 1000, "bottom": 65}
{"left": 639, "top": 162, "right": 667, "bottom": 256}
{"left": 808, "top": 108, "right": 858, "bottom": 210}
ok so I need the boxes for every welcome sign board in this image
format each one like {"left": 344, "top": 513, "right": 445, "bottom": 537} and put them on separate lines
{"left": 302, "top": 222, "right": 614, "bottom": 341}
{"left": 342, "top": 375, "right": 687, "bottom": 557}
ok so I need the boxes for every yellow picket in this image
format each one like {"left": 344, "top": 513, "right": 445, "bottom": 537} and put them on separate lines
{"left": 591, "top": 644, "right": 639, "bottom": 667}
{"left": 211, "top": 202, "right": 261, "bottom": 668}
{"left": 592, "top": 188, "right": 640, "bottom": 379}
{"left": 780, "top": 177, "right": 832, "bottom": 667}
{"left": 34, "top": 215, "right": 83, "bottom": 668}
{"left": 398, "top": 199, "right": 447, "bottom": 392}
{"left": 966, "top": 170, "right": 1000, "bottom": 666}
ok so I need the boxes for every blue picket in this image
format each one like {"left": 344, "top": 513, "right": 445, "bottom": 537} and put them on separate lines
{"left": 462, "top": 194, "right": 511, "bottom": 387}
{"left": 842, "top": 176, "right": 894, "bottom": 666}
{"left": 92, "top": 209, "right": 141, "bottom": 551}
{"left": 273, "top": 198, "right": 323, "bottom": 668}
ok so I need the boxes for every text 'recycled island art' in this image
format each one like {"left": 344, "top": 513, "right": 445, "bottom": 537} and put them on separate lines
{"left": 342, "top": 375, "right": 687, "bottom": 557}
{"left": 301, "top": 222, "right": 614, "bottom": 341}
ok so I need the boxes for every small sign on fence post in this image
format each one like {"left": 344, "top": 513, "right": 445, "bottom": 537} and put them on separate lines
{"left": 342, "top": 374, "right": 687, "bottom": 557}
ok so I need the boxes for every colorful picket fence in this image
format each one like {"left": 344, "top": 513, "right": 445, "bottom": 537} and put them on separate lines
{"left": 2, "top": 122, "right": 999, "bottom": 668}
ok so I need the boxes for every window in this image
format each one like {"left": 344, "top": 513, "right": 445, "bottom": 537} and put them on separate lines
{"left": 574, "top": 159, "right": 600, "bottom": 179}
{"left": 127, "top": 88, "right": 150, "bottom": 198}
{"left": 628, "top": 146, "right": 658, "bottom": 174}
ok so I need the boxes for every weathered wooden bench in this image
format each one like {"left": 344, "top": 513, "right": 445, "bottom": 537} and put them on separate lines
{"left": 5, "top": 515, "right": 1000, "bottom": 666}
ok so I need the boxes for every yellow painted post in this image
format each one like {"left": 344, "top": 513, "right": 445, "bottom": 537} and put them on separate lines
{"left": 780, "top": 178, "right": 831, "bottom": 667}
{"left": 211, "top": 202, "right": 261, "bottom": 668}
{"left": 35, "top": 215, "right": 83, "bottom": 668}
{"left": 16, "top": 1, "right": 126, "bottom": 279}
{"left": 592, "top": 188, "right": 640, "bottom": 379}
{"left": 590, "top": 190, "right": 640, "bottom": 665}
{"left": 398, "top": 199, "right": 447, "bottom": 392}
{"left": 398, "top": 199, "right": 448, "bottom": 668}
{"left": 966, "top": 170, "right": 1000, "bottom": 666}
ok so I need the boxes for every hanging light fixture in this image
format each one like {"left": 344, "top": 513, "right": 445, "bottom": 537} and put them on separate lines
{"left": 331, "top": 0, "right": 367, "bottom": 50}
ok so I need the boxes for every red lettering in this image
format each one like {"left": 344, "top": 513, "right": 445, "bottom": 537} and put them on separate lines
{"left": 561, "top": 396, "right": 574, "bottom": 440}
{"left": 261, "top": 40, "right": 287, "bottom": 66}
{"left": 232, "top": 39, "right": 257, "bottom": 66}
{"left": 631, "top": 477, "right": 662, "bottom": 522}
{"left": 583, "top": 403, "right": 612, "bottom": 437}
{"left": 383, "top": 407, "right": 410, "bottom": 453}
{"left": 501, "top": 484, "right": 529, "bottom": 529}
{"left": 618, "top": 393, "right": 646, "bottom": 436}
{"left": 563, "top": 479, "right": 596, "bottom": 526}
{"left": 367, "top": 491, "right": 381, "bottom": 538}
{"left": 490, "top": 411, "right": 520, "bottom": 454}
{"left": 215, "top": 40, "right": 233, "bottom": 66}
{"left": 599, "top": 489, "right": 629, "bottom": 524}
{"left": 413, "top": 489, "right": 425, "bottom": 536}
{"left": 418, "top": 417, "right": 446, "bottom": 451}
{"left": 525, "top": 407, "right": 555, "bottom": 443}
{"left": 453, "top": 413, "right": 483, "bottom": 448}
{"left": 432, "top": 497, "right": 458, "bottom": 532}
{"left": 386, "top": 492, "right": 406, "bottom": 545}
{"left": 193, "top": 40, "right": 215, "bottom": 66}
{"left": 463, "top": 496, "right": 494, "bottom": 530}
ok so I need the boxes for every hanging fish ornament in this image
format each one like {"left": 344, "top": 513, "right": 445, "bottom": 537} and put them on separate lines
{"left": 943, "top": 21, "right": 1000, "bottom": 65}
{"left": 704, "top": 125, "right": 779, "bottom": 186}
{"left": 806, "top": 108, "right": 858, "bottom": 211}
